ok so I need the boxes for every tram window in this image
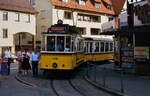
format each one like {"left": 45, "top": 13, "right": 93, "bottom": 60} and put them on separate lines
{"left": 77, "top": 41, "right": 80, "bottom": 51}
{"left": 80, "top": 40, "right": 84, "bottom": 51}
{"left": 47, "top": 36, "right": 55, "bottom": 51}
{"left": 105, "top": 42, "right": 109, "bottom": 52}
{"left": 110, "top": 43, "right": 113, "bottom": 51}
{"left": 101, "top": 42, "right": 104, "bottom": 52}
{"left": 84, "top": 42, "right": 88, "bottom": 52}
{"left": 95, "top": 42, "right": 99, "bottom": 52}
{"left": 65, "top": 36, "right": 71, "bottom": 52}
{"left": 56, "top": 36, "right": 64, "bottom": 51}
{"left": 90, "top": 42, "right": 93, "bottom": 53}
{"left": 72, "top": 37, "right": 75, "bottom": 51}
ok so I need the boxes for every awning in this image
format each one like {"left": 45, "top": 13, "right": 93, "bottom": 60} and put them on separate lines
{"left": 100, "top": 25, "right": 150, "bottom": 35}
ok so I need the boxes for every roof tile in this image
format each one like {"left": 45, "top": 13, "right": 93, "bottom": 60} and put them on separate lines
{"left": 50, "top": 0, "right": 125, "bottom": 15}
{"left": 0, "top": 0, "right": 37, "bottom": 14}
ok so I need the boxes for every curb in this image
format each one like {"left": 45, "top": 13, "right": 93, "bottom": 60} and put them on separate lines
{"left": 84, "top": 75, "right": 128, "bottom": 96}
{"left": 15, "top": 74, "right": 37, "bottom": 88}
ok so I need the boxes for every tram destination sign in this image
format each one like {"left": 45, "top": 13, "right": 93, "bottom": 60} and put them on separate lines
{"left": 50, "top": 26, "right": 65, "bottom": 31}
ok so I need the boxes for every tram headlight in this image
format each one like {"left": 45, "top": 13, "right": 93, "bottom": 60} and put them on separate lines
{"left": 52, "top": 63, "right": 57, "bottom": 68}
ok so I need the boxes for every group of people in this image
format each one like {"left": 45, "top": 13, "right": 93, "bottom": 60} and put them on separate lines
{"left": 17, "top": 48, "right": 40, "bottom": 77}
{"left": 0, "top": 48, "right": 40, "bottom": 80}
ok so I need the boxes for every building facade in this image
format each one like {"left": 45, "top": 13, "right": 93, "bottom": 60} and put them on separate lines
{"left": 30, "top": 0, "right": 125, "bottom": 47}
{"left": 101, "top": 0, "right": 150, "bottom": 74}
{"left": 0, "top": 0, "right": 37, "bottom": 55}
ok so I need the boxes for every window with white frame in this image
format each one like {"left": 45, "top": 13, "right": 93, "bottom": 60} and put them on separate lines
{"left": 3, "top": 12, "right": 8, "bottom": 21}
{"left": 91, "top": 28, "right": 101, "bottom": 35}
{"left": 77, "top": 13, "right": 101, "bottom": 22}
{"left": 25, "top": 14, "right": 30, "bottom": 23}
{"left": 64, "top": 11, "right": 72, "bottom": 19}
{"left": 77, "top": 27, "right": 86, "bottom": 35}
{"left": 108, "top": 17, "right": 113, "bottom": 21}
{"left": 95, "top": 2, "right": 100, "bottom": 9}
{"left": 3, "top": 29, "right": 8, "bottom": 38}
{"left": 62, "top": 0, "right": 69, "bottom": 3}
{"left": 79, "top": 0, "right": 86, "bottom": 6}
{"left": 15, "top": 13, "right": 20, "bottom": 22}
{"left": 40, "top": 10, "right": 46, "bottom": 19}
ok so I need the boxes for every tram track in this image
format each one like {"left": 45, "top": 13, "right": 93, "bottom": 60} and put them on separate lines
{"left": 50, "top": 78, "right": 86, "bottom": 96}
{"left": 68, "top": 79, "right": 87, "bottom": 96}
{"left": 49, "top": 67, "right": 113, "bottom": 96}
{"left": 50, "top": 79, "right": 60, "bottom": 96}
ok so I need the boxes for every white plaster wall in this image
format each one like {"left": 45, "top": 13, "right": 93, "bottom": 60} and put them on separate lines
{"left": 52, "top": 9, "right": 110, "bottom": 37}
{"left": 0, "top": 10, "right": 36, "bottom": 47}
{"left": 34, "top": 0, "right": 53, "bottom": 41}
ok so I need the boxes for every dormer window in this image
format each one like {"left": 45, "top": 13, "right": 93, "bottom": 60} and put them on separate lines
{"left": 101, "top": 0, "right": 112, "bottom": 11}
{"left": 62, "top": 0, "right": 69, "bottom": 3}
{"left": 95, "top": 2, "right": 100, "bottom": 9}
{"left": 107, "top": 5, "right": 112, "bottom": 11}
{"left": 79, "top": 0, "right": 86, "bottom": 6}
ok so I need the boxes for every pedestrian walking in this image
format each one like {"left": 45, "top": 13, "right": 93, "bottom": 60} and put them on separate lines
{"left": 4, "top": 47, "right": 12, "bottom": 75}
{"left": 17, "top": 48, "right": 24, "bottom": 74}
{"left": 21, "top": 49, "right": 31, "bottom": 76}
{"left": 30, "top": 49, "right": 40, "bottom": 77}
{"left": 0, "top": 54, "right": 8, "bottom": 80}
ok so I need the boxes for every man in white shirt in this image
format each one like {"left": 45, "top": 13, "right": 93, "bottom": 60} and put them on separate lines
{"left": 30, "top": 49, "right": 40, "bottom": 77}
{"left": 4, "top": 47, "right": 12, "bottom": 75}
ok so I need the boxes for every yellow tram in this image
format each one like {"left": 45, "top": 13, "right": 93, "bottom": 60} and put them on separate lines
{"left": 40, "top": 20, "right": 114, "bottom": 71}
{"left": 83, "top": 37, "right": 114, "bottom": 62}
{"left": 40, "top": 20, "right": 84, "bottom": 71}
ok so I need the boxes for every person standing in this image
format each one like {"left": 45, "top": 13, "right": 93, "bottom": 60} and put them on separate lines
{"left": 30, "top": 49, "right": 40, "bottom": 77}
{"left": 4, "top": 47, "right": 12, "bottom": 75}
{"left": 0, "top": 54, "right": 8, "bottom": 80}
{"left": 17, "top": 48, "right": 24, "bottom": 74}
{"left": 21, "top": 49, "right": 31, "bottom": 76}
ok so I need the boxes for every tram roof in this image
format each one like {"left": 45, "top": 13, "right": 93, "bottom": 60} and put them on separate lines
{"left": 83, "top": 37, "right": 113, "bottom": 41}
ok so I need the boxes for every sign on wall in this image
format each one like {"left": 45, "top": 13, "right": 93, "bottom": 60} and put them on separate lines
{"left": 134, "top": 47, "right": 149, "bottom": 59}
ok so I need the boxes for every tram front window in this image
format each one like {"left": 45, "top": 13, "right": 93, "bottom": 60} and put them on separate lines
{"left": 56, "top": 36, "right": 64, "bottom": 51}
{"left": 47, "top": 36, "right": 55, "bottom": 51}
{"left": 46, "top": 36, "right": 73, "bottom": 52}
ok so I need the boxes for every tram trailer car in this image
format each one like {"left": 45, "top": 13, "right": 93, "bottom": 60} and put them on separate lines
{"left": 40, "top": 20, "right": 84, "bottom": 71}
{"left": 83, "top": 37, "right": 114, "bottom": 63}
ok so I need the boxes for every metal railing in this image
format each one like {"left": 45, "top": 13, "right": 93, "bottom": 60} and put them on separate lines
{"left": 86, "top": 61, "right": 124, "bottom": 93}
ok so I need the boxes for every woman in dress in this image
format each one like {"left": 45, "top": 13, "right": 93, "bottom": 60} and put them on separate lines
{"left": 21, "top": 49, "right": 31, "bottom": 76}
{"left": 0, "top": 54, "right": 8, "bottom": 80}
